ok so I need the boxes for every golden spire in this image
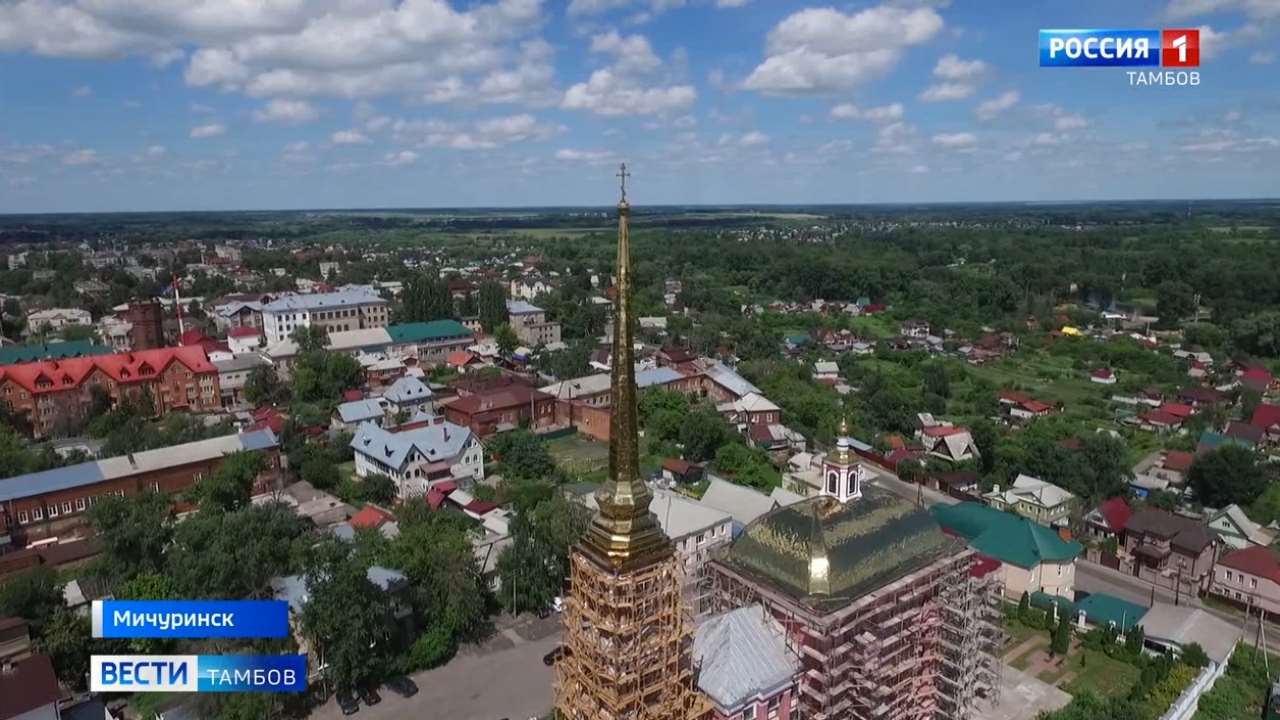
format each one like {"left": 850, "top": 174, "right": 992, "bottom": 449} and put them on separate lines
{"left": 581, "top": 163, "right": 672, "bottom": 571}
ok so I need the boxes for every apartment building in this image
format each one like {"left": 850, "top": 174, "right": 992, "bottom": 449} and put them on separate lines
{"left": 261, "top": 286, "right": 389, "bottom": 345}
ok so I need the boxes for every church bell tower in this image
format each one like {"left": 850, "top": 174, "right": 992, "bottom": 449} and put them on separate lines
{"left": 822, "top": 419, "right": 865, "bottom": 503}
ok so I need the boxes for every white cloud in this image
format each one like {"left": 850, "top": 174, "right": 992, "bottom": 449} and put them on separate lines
{"left": 1166, "top": 0, "right": 1280, "bottom": 21}
{"left": 190, "top": 122, "right": 225, "bottom": 138}
{"left": 331, "top": 129, "right": 370, "bottom": 145}
{"left": 975, "top": 90, "right": 1019, "bottom": 120}
{"left": 830, "top": 102, "right": 903, "bottom": 122}
{"left": 931, "top": 132, "right": 976, "bottom": 149}
{"left": 1251, "top": 50, "right": 1276, "bottom": 63}
{"left": 567, "top": 0, "right": 689, "bottom": 16}
{"left": 563, "top": 68, "right": 695, "bottom": 116}
{"left": 910, "top": 164, "right": 929, "bottom": 174}
{"left": 1054, "top": 113, "right": 1089, "bottom": 131}
{"left": 555, "top": 148, "right": 615, "bottom": 162}
{"left": 590, "top": 31, "right": 660, "bottom": 74}
{"left": 392, "top": 113, "right": 561, "bottom": 150}
{"left": 383, "top": 150, "right": 419, "bottom": 167}
{"left": 738, "top": 131, "right": 768, "bottom": 146}
{"left": 920, "top": 53, "right": 987, "bottom": 102}
{"left": 252, "top": 98, "right": 319, "bottom": 124}
{"left": 145, "top": 144, "right": 166, "bottom": 158}
{"left": 873, "top": 121, "right": 917, "bottom": 154}
{"left": 284, "top": 141, "right": 309, "bottom": 153}
{"left": 716, "top": 0, "right": 748, "bottom": 6}
{"left": 62, "top": 148, "right": 99, "bottom": 165}
{"left": 743, "top": 5, "right": 943, "bottom": 95}
{"left": 72, "top": 84, "right": 92, "bottom": 97}
{"left": 1032, "top": 132, "right": 1064, "bottom": 146}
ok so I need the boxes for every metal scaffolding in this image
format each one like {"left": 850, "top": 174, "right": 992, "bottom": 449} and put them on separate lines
{"left": 938, "top": 571, "right": 1004, "bottom": 720}
{"left": 554, "top": 551, "right": 699, "bottom": 720}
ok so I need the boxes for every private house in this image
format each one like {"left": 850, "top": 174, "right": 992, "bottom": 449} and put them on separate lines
{"left": 212, "top": 354, "right": 270, "bottom": 410}
{"left": 1146, "top": 450, "right": 1194, "bottom": 487}
{"left": 226, "top": 326, "right": 264, "bottom": 354}
{"left": 442, "top": 384, "right": 556, "bottom": 437}
{"left": 1123, "top": 508, "right": 1218, "bottom": 592}
{"left": 333, "top": 398, "right": 389, "bottom": 431}
{"left": 1207, "top": 504, "right": 1275, "bottom": 551}
{"left": 350, "top": 420, "right": 483, "bottom": 498}
{"left": 660, "top": 458, "right": 702, "bottom": 484}
{"left": 0, "top": 654, "right": 61, "bottom": 720}
{"left": 382, "top": 375, "right": 433, "bottom": 418}
{"left": 26, "top": 307, "right": 92, "bottom": 333}
{"left": 0, "top": 430, "right": 280, "bottom": 544}
{"left": 211, "top": 294, "right": 272, "bottom": 331}
{"left": 0, "top": 346, "right": 221, "bottom": 439}
{"left": 698, "top": 361, "right": 762, "bottom": 404}
{"left": 717, "top": 393, "right": 782, "bottom": 427}
{"left": 997, "top": 390, "right": 1055, "bottom": 422}
{"left": 932, "top": 502, "right": 1082, "bottom": 600}
{"left": 919, "top": 426, "right": 980, "bottom": 464}
{"left": 983, "top": 474, "right": 1077, "bottom": 527}
{"left": 692, "top": 606, "right": 800, "bottom": 720}
{"left": 747, "top": 423, "right": 806, "bottom": 461}
{"left": 1250, "top": 404, "right": 1280, "bottom": 445}
{"left": 1084, "top": 497, "right": 1133, "bottom": 545}
{"left": 1210, "top": 546, "right": 1280, "bottom": 613}
{"left": 1089, "top": 368, "right": 1117, "bottom": 385}
{"left": 812, "top": 361, "right": 840, "bottom": 384}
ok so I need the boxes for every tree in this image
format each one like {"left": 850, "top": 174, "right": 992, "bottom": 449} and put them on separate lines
{"left": 922, "top": 362, "right": 951, "bottom": 399}
{"left": 679, "top": 406, "right": 732, "bottom": 462}
{"left": 291, "top": 324, "right": 330, "bottom": 353}
{"left": 714, "top": 442, "right": 780, "bottom": 490}
{"left": 1156, "top": 281, "right": 1196, "bottom": 325}
{"left": 300, "top": 539, "right": 393, "bottom": 692}
{"left": 1231, "top": 311, "right": 1280, "bottom": 357}
{"left": 193, "top": 451, "right": 263, "bottom": 512}
{"left": 0, "top": 566, "right": 62, "bottom": 630}
{"left": 1189, "top": 445, "right": 1267, "bottom": 508}
{"left": 351, "top": 473, "right": 397, "bottom": 505}
{"left": 301, "top": 452, "right": 340, "bottom": 490}
{"left": 36, "top": 609, "right": 91, "bottom": 689}
{"left": 243, "top": 364, "right": 288, "bottom": 407}
{"left": 1017, "top": 591, "right": 1030, "bottom": 620}
{"left": 1124, "top": 624, "right": 1145, "bottom": 656}
{"left": 488, "top": 431, "right": 555, "bottom": 481}
{"left": 495, "top": 322, "right": 518, "bottom": 357}
{"left": 1078, "top": 433, "right": 1132, "bottom": 503}
{"left": 477, "top": 281, "right": 509, "bottom": 333}
{"left": 1050, "top": 611, "right": 1070, "bottom": 657}
{"left": 89, "top": 491, "right": 173, "bottom": 585}
{"left": 1181, "top": 642, "right": 1210, "bottom": 669}
{"left": 403, "top": 272, "right": 452, "bottom": 322}
{"left": 166, "top": 503, "right": 305, "bottom": 600}
{"left": 496, "top": 493, "right": 590, "bottom": 615}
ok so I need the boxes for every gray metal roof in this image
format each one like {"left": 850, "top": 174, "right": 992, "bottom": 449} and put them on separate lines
{"left": 703, "top": 361, "right": 761, "bottom": 398}
{"left": 1140, "top": 602, "right": 1242, "bottom": 664}
{"left": 0, "top": 429, "right": 279, "bottom": 502}
{"left": 506, "top": 299, "right": 542, "bottom": 315}
{"left": 213, "top": 354, "right": 269, "bottom": 373}
{"left": 700, "top": 477, "right": 795, "bottom": 529}
{"left": 635, "top": 366, "right": 684, "bottom": 388}
{"left": 262, "top": 287, "right": 384, "bottom": 312}
{"left": 693, "top": 605, "right": 799, "bottom": 711}
{"left": 271, "top": 565, "right": 405, "bottom": 614}
{"left": 384, "top": 376, "right": 432, "bottom": 404}
{"left": 337, "top": 398, "right": 385, "bottom": 423}
{"left": 350, "top": 421, "right": 472, "bottom": 472}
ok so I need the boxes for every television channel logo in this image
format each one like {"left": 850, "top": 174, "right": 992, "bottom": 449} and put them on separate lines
{"left": 1039, "top": 29, "right": 1200, "bottom": 67}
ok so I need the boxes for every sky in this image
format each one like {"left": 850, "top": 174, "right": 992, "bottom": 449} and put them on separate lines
{"left": 0, "top": 0, "right": 1277, "bottom": 212}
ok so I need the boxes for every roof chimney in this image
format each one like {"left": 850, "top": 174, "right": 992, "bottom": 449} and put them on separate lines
{"left": 1057, "top": 525, "right": 1072, "bottom": 542}
{"left": 127, "top": 453, "right": 137, "bottom": 468}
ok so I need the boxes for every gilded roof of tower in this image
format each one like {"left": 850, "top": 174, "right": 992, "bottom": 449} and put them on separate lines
{"left": 721, "top": 486, "right": 964, "bottom": 612}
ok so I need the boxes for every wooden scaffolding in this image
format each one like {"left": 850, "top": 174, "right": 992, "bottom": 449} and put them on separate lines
{"left": 554, "top": 550, "right": 699, "bottom": 720}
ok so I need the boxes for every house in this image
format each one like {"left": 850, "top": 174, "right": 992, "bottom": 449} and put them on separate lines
{"left": 1153, "top": 450, "right": 1195, "bottom": 485}
{"left": 1211, "top": 546, "right": 1280, "bottom": 613}
{"left": 918, "top": 426, "right": 980, "bottom": 464}
{"left": 983, "top": 474, "right": 1077, "bottom": 527}
{"left": 0, "top": 429, "right": 280, "bottom": 544}
{"left": 0, "top": 654, "right": 61, "bottom": 720}
{"left": 1140, "top": 602, "right": 1242, "bottom": 668}
{"left": 271, "top": 564, "right": 412, "bottom": 669}
{"left": 386, "top": 320, "right": 475, "bottom": 365}
{"left": 506, "top": 300, "right": 561, "bottom": 347}
{"left": 718, "top": 393, "right": 782, "bottom": 427}
{"left": 699, "top": 477, "right": 805, "bottom": 535}
{"left": 442, "top": 384, "right": 556, "bottom": 437}
{"left": 1250, "top": 403, "right": 1280, "bottom": 445}
{"left": 1178, "top": 386, "right": 1225, "bottom": 407}
{"left": 921, "top": 470, "right": 980, "bottom": 501}
{"left": 1239, "top": 367, "right": 1274, "bottom": 395}
{"left": 692, "top": 606, "right": 800, "bottom": 720}
{"left": 997, "top": 390, "right": 1055, "bottom": 422}
{"left": 213, "top": 353, "right": 270, "bottom": 410}
{"left": 900, "top": 319, "right": 930, "bottom": 339}
{"left": 350, "top": 420, "right": 483, "bottom": 498}
{"left": 747, "top": 423, "right": 806, "bottom": 461}
{"left": 260, "top": 286, "right": 389, "bottom": 346}
{"left": 1136, "top": 407, "right": 1186, "bottom": 432}
{"left": 812, "top": 361, "right": 840, "bottom": 384}
{"left": 26, "top": 307, "right": 92, "bottom": 333}
{"left": 931, "top": 502, "right": 1082, "bottom": 600}
{"left": 1224, "top": 421, "right": 1264, "bottom": 449}
{"left": 1123, "top": 508, "right": 1218, "bottom": 592}
{"left": 0, "top": 346, "right": 221, "bottom": 439}
{"left": 1207, "top": 504, "right": 1275, "bottom": 551}
{"left": 1089, "top": 368, "right": 1117, "bottom": 385}
{"left": 382, "top": 375, "right": 433, "bottom": 417}
{"left": 0, "top": 340, "right": 111, "bottom": 366}
{"left": 1084, "top": 496, "right": 1132, "bottom": 544}
{"left": 660, "top": 458, "right": 702, "bottom": 484}
{"left": 226, "top": 326, "right": 263, "bottom": 354}
{"left": 333, "top": 398, "right": 389, "bottom": 431}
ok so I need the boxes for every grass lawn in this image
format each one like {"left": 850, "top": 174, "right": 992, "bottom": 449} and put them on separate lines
{"left": 545, "top": 434, "right": 609, "bottom": 473}
{"left": 336, "top": 461, "right": 354, "bottom": 482}
{"left": 1061, "top": 649, "right": 1141, "bottom": 698}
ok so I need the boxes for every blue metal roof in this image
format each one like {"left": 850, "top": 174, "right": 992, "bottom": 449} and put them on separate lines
{"left": 636, "top": 367, "right": 684, "bottom": 388}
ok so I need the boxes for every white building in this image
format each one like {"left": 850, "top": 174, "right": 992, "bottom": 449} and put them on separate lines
{"left": 350, "top": 420, "right": 483, "bottom": 498}
{"left": 381, "top": 375, "right": 434, "bottom": 417}
{"left": 261, "top": 286, "right": 389, "bottom": 345}
{"left": 26, "top": 308, "right": 92, "bottom": 333}
{"left": 506, "top": 299, "right": 561, "bottom": 347}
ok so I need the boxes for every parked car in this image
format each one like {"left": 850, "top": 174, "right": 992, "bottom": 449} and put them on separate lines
{"left": 385, "top": 675, "right": 418, "bottom": 698}
{"left": 359, "top": 687, "right": 382, "bottom": 706}
{"left": 336, "top": 688, "right": 359, "bottom": 716}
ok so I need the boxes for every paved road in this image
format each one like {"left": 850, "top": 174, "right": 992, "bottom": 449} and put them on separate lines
{"left": 866, "top": 466, "right": 957, "bottom": 508}
{"left": 1075, "top": 560, "right": 1189, "bottom": 608}
{"left": 310, "top": 615, "right": 562, "bottom": 720}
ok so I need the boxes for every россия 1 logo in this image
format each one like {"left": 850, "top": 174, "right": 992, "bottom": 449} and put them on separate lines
{"left": 1039, "top": 29, "right": 1201, "bottom": 86}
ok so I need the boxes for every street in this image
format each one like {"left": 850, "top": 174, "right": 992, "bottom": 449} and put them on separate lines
{"left": 309, "top": 614, "right": 562, "bottom": 720}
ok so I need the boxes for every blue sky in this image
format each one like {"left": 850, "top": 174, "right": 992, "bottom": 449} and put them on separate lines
{"left": 0, "top": 0, "right": 1276, "bottom": 212}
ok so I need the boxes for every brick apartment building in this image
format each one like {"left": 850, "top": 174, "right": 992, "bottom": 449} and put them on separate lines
{"left": 0, "top": 346, "right": 221, "bottom": 439}
{"left": 442, "top": 384, "right": 556, "bottom": 437}
{"left": 0, "top": 429, "right": 280, "bottom": 545}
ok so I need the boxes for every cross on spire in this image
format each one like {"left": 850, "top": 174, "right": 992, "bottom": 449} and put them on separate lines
{"left": 617, "top": 162, "right": 630, "bottom": 203}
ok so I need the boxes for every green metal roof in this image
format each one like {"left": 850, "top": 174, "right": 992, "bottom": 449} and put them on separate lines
{"left": 386, "top": 320, "right": 473, "bottom": 344}
{"left": 1030, "top": 591, "right": 1075, "bottom": 616}
{"left": 1074, "top": 592, "right": 1147, "bottom": 631}
{"left": 930, "top": 502, "right": 1082, "bottom": 570}
{"left": 0, "top": 340, "right": 112, "bottom": 365}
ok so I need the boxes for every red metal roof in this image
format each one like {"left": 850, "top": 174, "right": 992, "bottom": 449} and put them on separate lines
{"left": 1090, "top": 368, "right": 1113, "bottom": 378}
{"left": 1095, "top": 497, "right": 1132, "bottom": 533}
{"left": 425, "top": 488, "right": 447, "bottom": 511}
{"left": 1162, "top": 450, "right": 1195, "bottom": 472}
{"left": 969, "top": 555, "right": 1002, "bottom": 579}
{"left": 1157, "top": 403, "right": 1195, "bottom": 418}
{"left": 1252, "top": 403, "right": 1280, "bottom": 430}
{"left": 0, "top": 345, "right": 215, "bottom": 394}
{"left": 1141, "top": 410, "right": 1183, "bottom": 427}
{"left": 922, "top": 425, "right": 968, "bottom": 438}
{"left": 1219, "top": 545, "right": 1280, "bottom": 585}
{"left": 350, "top": 505, "right": 395, "bottom": 530}
{"left": 446, "top": 350, "right": 476, "bottom": 367}
{"left": 464, "top": 499, "right": 499, "bottom": 514}
{"left": 661, "top": 457, "right": 694, "bottom": 474}
{"left": 0, "top": 654, "right": 61, "bottom": 719}
{"left": 227, "top": 326, "right": 261, "bottom": 338}
{"left": 341, "top": 389, "right": 363, "bottom": 402}
{"left": 998, "top": 389, "right": 1032, "bottom": 404}
{"left": 434, "top": 480, "right": 458, "bottom": 495}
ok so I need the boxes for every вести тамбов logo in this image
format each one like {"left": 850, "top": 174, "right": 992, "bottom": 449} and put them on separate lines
{"left": 1039, "top": 29, "right": 1201, "bottom": 87}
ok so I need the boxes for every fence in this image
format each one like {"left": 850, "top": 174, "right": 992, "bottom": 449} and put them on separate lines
{"left": 1158, "top": 658, "right": 1229, "bottom": 720}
